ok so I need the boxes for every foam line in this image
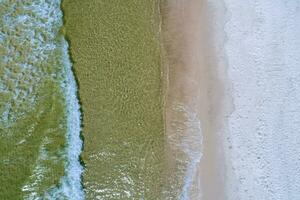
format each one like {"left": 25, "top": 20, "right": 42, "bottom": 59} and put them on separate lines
{"left": 57, "top": 40, "right": 85, "bottom": 200}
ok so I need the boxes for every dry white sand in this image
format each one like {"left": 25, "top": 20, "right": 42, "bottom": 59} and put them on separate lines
{"left": 224, "top": 1, "right": 300, "bottom": 199}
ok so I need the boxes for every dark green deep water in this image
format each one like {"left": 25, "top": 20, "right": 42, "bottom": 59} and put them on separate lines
{"left": 62, "top": 0, "right": 165, "bottom": 199}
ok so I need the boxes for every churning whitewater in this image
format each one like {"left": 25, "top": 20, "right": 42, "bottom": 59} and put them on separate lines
{"left": 30, "top": 5, "right": 85, "bottom": 200}
{"left": 55, "top": 40, "right": 84, "bottom": 200}
{"left": 0, "top": 0, "right": 84, "bottom": 198}
{"left": 51, "top": 5, "right": 84, "bottom": 200}
{"left": 178, "top": 105, "right": 203, "bottom": 200}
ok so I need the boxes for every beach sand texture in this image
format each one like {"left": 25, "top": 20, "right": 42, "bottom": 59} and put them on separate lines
{"left": 162, "top": 0, "right": 300, "bottom": 199}
{"left": 1, "top": 0, "right": 300, "bottom": 199}
{"left": 161, "top": 0, "right": 231, "bottom": 199}
{"left": 224, "top": 0, "right": 300, "bottom": 199}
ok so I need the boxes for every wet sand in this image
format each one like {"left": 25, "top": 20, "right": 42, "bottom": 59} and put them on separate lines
{"left": 161, "top": 0, "right": 231, "bottom": 199}
{"left": 163, "top": 0, "right": 300, "bottom": 199}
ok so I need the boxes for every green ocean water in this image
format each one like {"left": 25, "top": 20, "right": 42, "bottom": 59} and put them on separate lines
{"left": 0, "top": 1, "right": 71, "bottom": 199}
{"left": 62, "top": 0, "right": 165, "bottom": 199}
{"left": 1, "top": 0, "right": 166, "bottom": 199}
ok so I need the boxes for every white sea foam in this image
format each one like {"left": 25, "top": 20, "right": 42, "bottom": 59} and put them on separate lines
{"left": 1, "top": 0, "right": 84, "bottom": 198}
{"left": 22, "top": 137, "right": 52, "bottom": 200}
{"left": 52, "top": 40, "right": 84, "bottom": 200}
{"left": 0, "top": 0, "right": 62, "bottom": 127}
{"left": 169, "top": 104, "right": 203, "bottom": 200}
{"left": 38, "top": 40, "right": 85, "bottom": 200}
{"left": 180, "top": 111, "right": 203, "bottom": 200}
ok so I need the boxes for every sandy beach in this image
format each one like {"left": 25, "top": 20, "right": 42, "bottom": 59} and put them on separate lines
{"left": 162, "top": 0, "right": 231, "bottom": 199}
{"left": 224, "top": 1, "right": 300, "bottom": 199}
{"left": 2, "top": 0, "right": 300, "bottom": 199}
{"left": 163, "top": 0, "right": 300, "bottom": 199}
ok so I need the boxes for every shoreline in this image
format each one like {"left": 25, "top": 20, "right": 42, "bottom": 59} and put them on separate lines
{"left": 162, "top": 0, "right": 231, "bottom": 199}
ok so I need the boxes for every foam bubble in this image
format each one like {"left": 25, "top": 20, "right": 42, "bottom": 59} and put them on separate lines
{"left": 57, "top": 40, "right": 85, "bottom": 200}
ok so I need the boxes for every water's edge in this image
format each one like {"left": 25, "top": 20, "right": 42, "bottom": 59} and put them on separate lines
{"left": 50, "top": 1, "right": 85, "bottom": 198}
{"left": 57, "top": 39, "right": 84, "bottom": 199}
{"left": 161, "top": 0, "right": 232, "bottom": 199}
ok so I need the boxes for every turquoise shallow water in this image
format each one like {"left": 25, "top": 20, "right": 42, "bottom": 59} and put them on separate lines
{"left": 0, "top": 0, "right": 83, "bottom": 199}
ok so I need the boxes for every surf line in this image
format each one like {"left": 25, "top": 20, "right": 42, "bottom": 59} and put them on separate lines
{"left": 57, "top": 39, "right": 85, "bottom": 200}
{"left": 174, "top": 104, "right": 204, "bottom": 200}
{"left": 181, "top": 112, "right": 203, "bottom": 200}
